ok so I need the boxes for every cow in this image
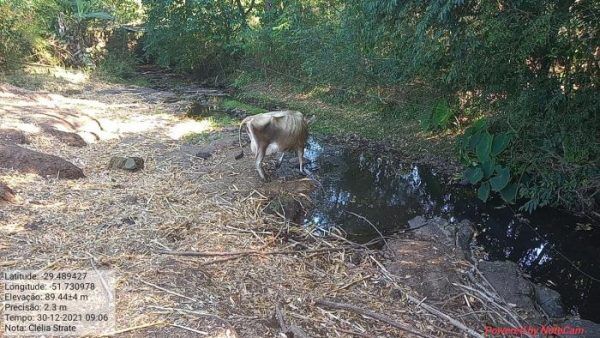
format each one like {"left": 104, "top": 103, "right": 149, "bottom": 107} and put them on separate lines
{"left": 237, "top": 110, "right": 315, "bottom": 180}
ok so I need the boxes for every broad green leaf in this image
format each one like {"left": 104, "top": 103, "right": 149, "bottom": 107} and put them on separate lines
{"left": 490, "top": 166, "right": 510, "bottom": 191}
{"left": 432, "top": 101, "right": 452, "bottom": 127}
{"left": 491, "top": 133, "right": 511, "bottom": 156}
{"left": 471, "top": 118, "right": 486, "bottom": 132}
{"left": 478, "top": 182, "right": 490, "bottom": 202}
{"left": 468, "top": 133, "right": 482, "bottom": 151}
{"left": 80, "top": 12, "right": 114, "bottom": 20}
{"left": 476, "top": 132, "right": 492, "bottom": 162}
{"left": 481, "top": 157, "right": 495, "bottom": 178}
{"left": 464, "top": 167, "right": 483, "bottom": 184}
{"left": 500, "top": 183, "right": 518, "bottom": 203}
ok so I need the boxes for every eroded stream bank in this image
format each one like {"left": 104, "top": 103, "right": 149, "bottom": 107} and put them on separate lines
{"left": 293, "top": 137, "right": 600, "bottom": 323}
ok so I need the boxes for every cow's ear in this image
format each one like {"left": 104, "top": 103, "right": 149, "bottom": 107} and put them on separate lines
{"left": 305, "top": 115, "right": 316, "bottom": 125}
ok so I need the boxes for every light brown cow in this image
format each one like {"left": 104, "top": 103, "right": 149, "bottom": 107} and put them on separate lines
{"left": 237, "top": 110, "right": 314, "bottom": 180}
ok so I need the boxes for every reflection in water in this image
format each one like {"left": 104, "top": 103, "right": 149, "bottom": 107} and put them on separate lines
{"left": 304, "top": 138, "right": 447, "bottom": 240}
{"left": 303, "top": 138, "right": 600, "bottom": 323}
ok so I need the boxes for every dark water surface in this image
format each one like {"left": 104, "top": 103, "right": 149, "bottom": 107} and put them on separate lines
{"left": 302, "top": 138, "right": 600, "bottom": 322}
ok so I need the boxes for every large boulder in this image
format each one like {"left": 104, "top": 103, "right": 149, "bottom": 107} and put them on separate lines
{"left": 384, "top": 238, "right": 462, "bottom": 301}
{"left": 408, "top": 216, "right": 453, "bottom": 242}
{"left": 407, "top": 216, "right": 474, "bottom": 257}
{"left": 0, "top": 144, "right": 84, "bottom": 179}
{"left": 44, "top": 127, "right": 87, "bottom": 147}
{"left": 534, "top": 284, "right": 565, "bottom": 318}
{"left": 478, "top": 261, "right": 535, "bottom": 310}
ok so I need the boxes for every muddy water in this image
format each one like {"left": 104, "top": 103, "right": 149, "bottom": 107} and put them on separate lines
{"left": 302, "top": 138, "right": 600, "bottom": 323}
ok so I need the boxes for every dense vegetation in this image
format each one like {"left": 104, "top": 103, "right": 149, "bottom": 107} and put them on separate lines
{"left": 1, "top": 0, "right": 598, "bottom": 214}
{"left": 0, "top": 0, "right": 142, "bottom": 69}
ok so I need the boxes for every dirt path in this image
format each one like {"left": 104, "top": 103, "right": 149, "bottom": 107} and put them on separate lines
{"left": 0, "top": 69, "right": 537, "bottom": 337}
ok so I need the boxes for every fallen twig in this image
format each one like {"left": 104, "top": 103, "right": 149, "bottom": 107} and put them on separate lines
{"left": 346, "top": 211, "right": 389, "bottom": 250}
{"left": 369, "top": 256, "right": 484, "bottom": 338}
{"left": 137, "top": 278, "right": 197, "bottom": 302}
{"left": 315, "top": 299, "right": 433, "bottom": 338}
{"left": 147, "top": 305, "right": 238, "bottom": 336}
{"left": 200, "top": 255, "right": 245, "bottom": 266}
{"left": 102, "top": 321, "right": 164, "bottom": 336}
{"left": 171, "top": 323, "right": 208, "bottom": 335}
{"left": 333, "top": 274, "right": 372, "bottom": 292}
{"left": 405, "top": 294, "right": 483, "bottom": 338}
{"left": 275, "top": 303, "right": 311, "bottom": 338}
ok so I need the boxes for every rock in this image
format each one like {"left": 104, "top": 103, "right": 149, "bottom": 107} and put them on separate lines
{"left": 44, "top": 128, "right": 87, "bottom": 147}
{"left": 408, "top": 216, "right": 427, "bottom": 229}
{"left": 0, "top": 144, "right": 85, "bottom": 179}
{"left": 562, "top": 318, "right": 600, "bottom": 338}
{"left": 455, "top": 219, "right": 475, "bottom": 251}
{"left": 196, "top": 151, "right": 211, "bottom": 159}
{"left": 195, "top": 147, "right": 213, "bottom": 159}
{"left": 108, "top": 156, "right": 144, "bottom": 172}
{"left": 0, "top": 182, "right": 16, "bottom": 202}
{"left": 478, "top": 261, "right": 536, "bottom": 310}
{"left": 534, "top": 284, "right": 565, "bottom": 318}
{"left": 121, "top": 217, "right": 136, "bottom": 226}
{"left": 409, "top": 216, "right": 453, "bottom": 243}
{"left": 0, "top": 129, "right": 29, "bottom": 144}
{"left": 384, "top": 238, "right": 461, "bottom": 301}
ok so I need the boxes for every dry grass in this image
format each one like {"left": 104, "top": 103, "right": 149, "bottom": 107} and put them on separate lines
{"left": 0, "top": 67, "right": 529, "bottom": 337}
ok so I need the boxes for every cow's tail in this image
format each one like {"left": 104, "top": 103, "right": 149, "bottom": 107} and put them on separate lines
{"left": 236, "top": 116, "right": 251, "bottom": 160}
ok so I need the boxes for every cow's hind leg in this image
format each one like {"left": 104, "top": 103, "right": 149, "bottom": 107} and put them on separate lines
{"left": 276, "top": 152, "right": 285, "bottom": 168}
{"left": 255, "top": 146, "right": 267, "bottom": 181}
{"left": 297, "top": 147, "right": 306, "bottom": 175}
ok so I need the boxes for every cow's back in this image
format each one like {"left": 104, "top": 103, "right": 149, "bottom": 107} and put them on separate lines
{"left": 268, "top": 111, "right": 308, "bottom": 151}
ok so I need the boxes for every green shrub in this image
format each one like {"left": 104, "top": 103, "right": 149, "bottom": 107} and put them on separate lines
{"left": 143, "top": 0, "right": 245, "bottom": 76}
{"left": 95, "top": 53, "right": 143, "bottom": 84}
{"left": 0, "top": 2, "right": 37, "bottom": 70}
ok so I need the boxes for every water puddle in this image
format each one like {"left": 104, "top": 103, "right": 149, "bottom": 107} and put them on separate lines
{"left": 302, "top": 138, "right": 600, "bottom": 322}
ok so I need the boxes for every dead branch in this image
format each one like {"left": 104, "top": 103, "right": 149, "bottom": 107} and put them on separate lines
{"left": 315, "top": 299, "right": 434, "bottom": 338}
{"left": 275, "top": 303, "right": 311, "bottom": 338}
